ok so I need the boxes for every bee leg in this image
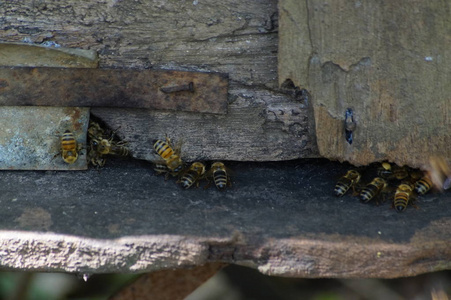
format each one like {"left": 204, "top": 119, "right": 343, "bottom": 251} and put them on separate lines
{"left": 411, "top": 199, "right": 419, "bottom": 209}
{"left": 203, "top": 180, "right": 212, "bottom": 190}
{"left": 52, "top": 151, "right": 61, "bottom": 160}
{"left": 165, "top": 135, "right": 172, "bottom": 147}
{"left": 164, "top": 172, "right": 172, "bottom": 181}
{"left": 227, "top": 177, "right": 232, "bottom": 188}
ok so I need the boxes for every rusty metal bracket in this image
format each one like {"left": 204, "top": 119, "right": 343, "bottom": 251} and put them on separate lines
{"left": 0, "top": 67, "right": 229, "bottom": 114}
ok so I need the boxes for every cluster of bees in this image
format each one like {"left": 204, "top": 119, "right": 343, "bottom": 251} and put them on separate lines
{"left": 56, "top": 122, "right": 130, "bottom": 166}
{"left": 334, "top": 162, "right": 435, "bottom": 212}
{"left": 57, "top": 121, "right": 231, "bottom": 190}
{"left": 153, "top": 136, "right": 232, "bottom": 190}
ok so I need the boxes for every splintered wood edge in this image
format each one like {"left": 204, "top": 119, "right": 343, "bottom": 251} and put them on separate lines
{"left": 0, "top": 231, "right": 449, "bottom": 278}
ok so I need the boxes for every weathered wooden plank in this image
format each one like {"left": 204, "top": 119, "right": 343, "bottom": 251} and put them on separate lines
{"left": 279, "top": 0, "right": 451, "bottom": 168}
{"left": 0, "top": 43, "right": 96, "bottom": 170}
{"left": 0, "top": 42, "right": 98, "bottom": 68}
{"left": 91, "top": 84, "right": 315, "bottom": 162}
{"left": 0, "top": 0, "right": 318, "bottom": 161}
{"left": 0, "top": 159, "right": 450, "bottom": 278}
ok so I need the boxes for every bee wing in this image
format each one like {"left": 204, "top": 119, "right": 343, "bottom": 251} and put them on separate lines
{"left": 443, "top": 176, "right": 451, "bottom": 190}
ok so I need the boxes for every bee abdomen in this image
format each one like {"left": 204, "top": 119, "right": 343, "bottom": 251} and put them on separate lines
{"left": 414, "top": 177, "right": 432, "bottom": 195}
{"left": 112, "top": 146, "right": 129, "bottom": 156}
{"left": 359, "top": 185, "right": 376, "bottom": 203}
{"left": 334, "top": 180, "right": 350, "bottom": 197}
{"left": 154, "top": 163, "right": 169, "bottom": 173}
{"left": 214, "top": 170, "right": 228, "bottom": 189}
{"left": 153, "top": 140, "right": 173, "bottom": 159}
{"left": 61, "top": 130, "right": 77, "bottom": 150}
{"left": 394, "top": 193, "right": 409, "bottom": 212}
{"left": 180, "top": 172, "right": 197, "bottom": 189}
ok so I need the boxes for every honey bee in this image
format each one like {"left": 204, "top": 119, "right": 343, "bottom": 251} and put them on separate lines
{"left": 205, "top": 162, "right": 232, "bottom": 190}
{"left": 154, "top": 163, "right": 170, "bottom": 175}
{"left": 414, "top": 175, "right": 433, "bottom": 195}
{"left": 393, "top": 182, "right": 415, "bottom": 212}
{"left": 178, "top": 162, "right": 206, "bottom": 189}
{"left": 60, "top": 130, "right": 81, "bottom": 164}
{"left": 91, "top": 138, "right": 129, "bottom": 156}
{"left": 377, "top": 162, "right": 408, "bottom": 180}
{"left": 153, "top": 137, "right": 184, "bottom": 176}
{"left": 334, "top": 169, "right": 361, "bottom": 197}
{"left": 377, "top": 162, "right": 393, "bottom": 178}
{"left": 87, "top": 121, "right": 129, "bottom": 167}
{"left": 88, "top": 121, "right": 105, "bottom": 140}
{"left": 359, "top": 177, "right": 388, "bottom": 203}
{"left": 88, "top": 149, "right": 106, "bottom": 167}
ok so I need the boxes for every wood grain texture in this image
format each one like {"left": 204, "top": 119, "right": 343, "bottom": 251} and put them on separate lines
{"left": 0, "top": 0, "right": 318, "bottom": 161}
{"left": 91, "top": 85, "right": 314, "bottom": 162}
{"left": 279, "top": 0, "right": 451, "bottom": 168}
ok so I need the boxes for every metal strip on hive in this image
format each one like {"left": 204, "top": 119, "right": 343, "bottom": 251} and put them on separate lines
{"left": 0, "top": 67, "right": 229, "bottom": 114}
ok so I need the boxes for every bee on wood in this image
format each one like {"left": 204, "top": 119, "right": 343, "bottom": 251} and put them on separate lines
{"left": 88, "top": 121, "right": 105, "bottom": 140}
{"left": 359, "top": 177, "right": 388, "bottom": 203}
{"left": 178, "top": 162, "right": 206, "bottom": 189}
{"left": 88, "top": 150, "right": 106, "bottom": 167}
{"left": 153, "top": 163, "right": 170, "bottom": 175}
{"left": 334, "top": 169, "right": 361, "bottom": 197}
{"left": 60, "top": 130, "right": 81, "bottom": 164}
{"left": 91, "top": 138, "right": 129, "bottom": 156}
{"left": 377, "top": 162, "right": 409, "bottom": 180}
{"left": 393, "top": 182, "right": 415, "bottom": 212}
{"left": 414, "top": 175, "right": 433, "bottom": 195}
{"left": 377, "top": 162, "right": 393, "bottom": 178}
{"left": 205, "top": 162, "right": 232, "bottom": 190}
{"left": 87, "top": 121, "right": 129, "bottom": 167}
{"left": 153, "top": 137, "right": 184, "bottom": 176}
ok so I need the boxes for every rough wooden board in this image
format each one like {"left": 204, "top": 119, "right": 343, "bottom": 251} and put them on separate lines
{"left": 91, "top": 84, "right": 315, "bottom": 162}
{"left": 279, "top": 0, "right": 451, "bottom": 168}
{"left": 0, "top": 0, "right": 319, "bottom": 161}
{"left": 0, "top": 43, "right": 95, "bottom": 170}
{"left": 0, "top": 158, "right": 450, "bottom": 278}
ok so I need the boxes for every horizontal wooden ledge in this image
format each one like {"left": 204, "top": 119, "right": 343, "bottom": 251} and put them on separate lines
{"left": 0, "top": 231, "right": 449, "bottom": 279}
{"left": 0, "top": 158, "right": 449, "bottom": 278}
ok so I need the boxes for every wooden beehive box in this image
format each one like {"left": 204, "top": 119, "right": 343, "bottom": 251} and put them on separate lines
{"left": 279, "top": 0, "right": 451, "bottom": 168}
{"left": 0, "top": 0, "right": 450, "bottom": 282}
